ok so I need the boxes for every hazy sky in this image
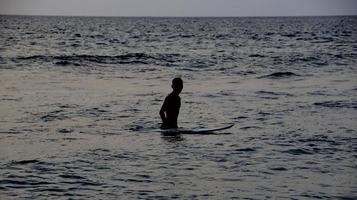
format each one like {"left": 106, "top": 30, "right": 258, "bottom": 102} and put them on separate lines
{"left": 0, "top": 0, "right": 356, "bottom": 17}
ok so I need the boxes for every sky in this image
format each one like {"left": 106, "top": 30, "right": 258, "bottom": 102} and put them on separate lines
{"left": 0, "top": 0, "right": 356, "bottom": 17}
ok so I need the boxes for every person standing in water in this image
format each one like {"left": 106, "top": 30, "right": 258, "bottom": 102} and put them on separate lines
{"left": 160, "top": 77, "right": 183, "bottom": 129}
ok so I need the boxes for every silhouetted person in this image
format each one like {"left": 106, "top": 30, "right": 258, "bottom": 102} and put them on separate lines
{"left": 160, "top": 78, "right": 183, "bottom": 129}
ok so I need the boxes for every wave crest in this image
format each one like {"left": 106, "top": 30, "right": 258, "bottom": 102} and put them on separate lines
{"left": 15, "top": 53, "right": 182, "bottom": 66}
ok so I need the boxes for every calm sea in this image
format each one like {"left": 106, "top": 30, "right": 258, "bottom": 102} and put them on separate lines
{"left": 0, "top": 15, "right": 356, "bottom": 199}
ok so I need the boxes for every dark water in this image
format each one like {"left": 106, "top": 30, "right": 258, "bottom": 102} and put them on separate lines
{"left": 0, "top": 15, "right": 357, "bottom": 199}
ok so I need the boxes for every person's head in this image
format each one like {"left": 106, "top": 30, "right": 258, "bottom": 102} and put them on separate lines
{"left": 172, "top": 77, "right": 183, "bottom": 94}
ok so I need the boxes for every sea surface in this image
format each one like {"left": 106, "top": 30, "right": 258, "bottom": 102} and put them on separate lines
{"left": 0, "top": 15, "right": 356, "bottom": 199}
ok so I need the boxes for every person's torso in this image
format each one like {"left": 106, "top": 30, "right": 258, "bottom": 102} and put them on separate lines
{"left": 165, "top": 93, "right": 181, "bottom": 124}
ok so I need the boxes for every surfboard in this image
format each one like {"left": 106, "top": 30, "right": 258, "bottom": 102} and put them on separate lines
{"left": 159, "top": 123, "right": 234, "bottom": 135}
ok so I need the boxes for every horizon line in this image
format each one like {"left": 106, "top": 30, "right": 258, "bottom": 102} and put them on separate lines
{"left": 1, "top": 13, "right": 356, "bottom": 18}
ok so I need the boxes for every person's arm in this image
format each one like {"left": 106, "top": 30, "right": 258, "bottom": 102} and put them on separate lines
{"left": 160, "top": 98, "right": 168, "bottom": 123}
{"left": 159, "top": 108, "right": 166, "bottom": 123}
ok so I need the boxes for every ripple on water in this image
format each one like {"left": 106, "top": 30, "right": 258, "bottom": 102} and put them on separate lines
{"left": 257, "top": 72, "right": 300, "bottom": 79}
{"left": 269, "top": 167, "right": 288, "bottom": 171}
{"left": 334, "top": 196, "right": 357, "bottom": 200}
{"left": 233, "top": 147, "right": 256, "bottom": 152}
{"left": 282, "top": 148, "right": 313, "bottom": 155}
{"left": 10, "top": 159, "right": 47, "bottom": 165}
{"left": 255, "top": 90, "right": 294, "bottom": 97}
{"left": 0, "top": 179, "right": 53, "bottom": 188}
{"left": 40, "top": 110, "right": 69, "bottom": 122}
{"left": 314, "top": 100, "right": 357, "bottom": 109}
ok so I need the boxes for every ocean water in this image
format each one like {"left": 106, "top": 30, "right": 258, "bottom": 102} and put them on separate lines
{"left": 0, "top": 15, "right": 356, "bottom": 199}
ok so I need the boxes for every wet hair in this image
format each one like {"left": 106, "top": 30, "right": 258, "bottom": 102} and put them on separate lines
{"left": 172, "top": 77, "right": 183, "bottom": 86}
{"left": 171, "top": 77, "right": 183, "bottom": 93}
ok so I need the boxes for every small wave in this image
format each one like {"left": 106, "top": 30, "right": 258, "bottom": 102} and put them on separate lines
{"left": 59, "top": 174, "right": 86, "bottom": 180}
{"left": 258, "top": 72, "right": 300, "bottom": 79}
{"left": 283, "top": 148, "right": 313, "bottom": 155}
{"left": 127, "top": 125, "right": 145, "bottom": 131}
{"left": 0, "top": 179, "right": 52, "bottom": 186}
{"left": 234, "top": 147, "right": 256, "bottom": 152}
{"left": 0, "top": 97, "right": 22, "bottom": 101}
{"left": 314, "top": 100, "right": 357, "bottom": 109}
{"left": 256, "top": 90, "right": 294, "bottom": 96}
{"left": 126, "top": 178, "right": 153, "bottom": 183}
{"left": 10, "top": 159, "right": 42, "bottom": 165}
{"left": 55, "top": 60, "right": 80, "bottom": 66}
{"left": 311, "top": 36, "right": 334, "bottom": 43}
{"left": 167, "top": 34, "right": 194, "bottom": 39}
{"left": 334, "top": 196, "right": 357, "bottom": 200}
{"left": 0, "top": 129, "right": 21, "bottom": 134}
{"left": 233, "top": 116, "right": 249, "bottom": 120}
{"left": 281, "top": 33, "right": 297, "bottom": 38}
{"left": 269, "top": 167, "right": 288, "bottom": 171}
{"left": 82, "top": 107, "right": 108, "bottom": 116}
{"left": 178, "top": 67, "right": 200, "bottom": 72}
{"left": 292, "top": 55, "right": 327, "bottom": 66}
{"left": 40, "top": 110, "right": 69, "bottom": 122}
{"left": 248, "top": 54, "right": 265, "bottom": 58}
{"left": 57, "top": 128, "right": 74, "bottom": 133}
{"left": 308, "top": 90, "right": 332, "bottom": 96}
{"left": 58, "top": 104, "right": 80, "bottom": 109}
{"left": 16, "top": 53, "right": 181, "bottom": 66}
{"left": 297, "top": 135, "right": 341, "bottom": 146}
{"left": 31, "top": 188, "right": 67, "bottom": 193}
{"left": 258, "top": 111, "right": 272, "bottom": 116}
{"left": 218, "top": 90, "right": 236, "bottom": 96}
{"left": 240, "top": 126, "right": 261, "bottom": 130}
